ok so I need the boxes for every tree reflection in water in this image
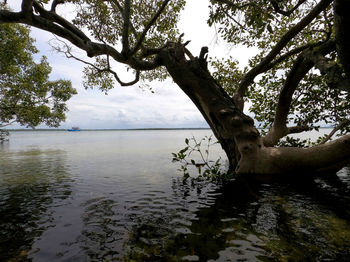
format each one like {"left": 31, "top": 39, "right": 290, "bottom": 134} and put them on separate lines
{"left": 0, "top": 149, "right": 73, "bottom": 261}
{"left": 78, "top": 196, "right": 124, "bottom": 261}
{"left": 124, "top": 167, "right": 350, "bottom": 261}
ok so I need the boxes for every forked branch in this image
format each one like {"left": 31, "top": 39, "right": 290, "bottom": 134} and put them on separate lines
{"left": 263, "top": 40, "right": 336, "bottom": 147}
{"left": 0, "top": 0, "right": 161, "bottom": 71}
{"left": 234, "top": 0, "right": 333, "bottom": 110}
{"left": 130, "top": 0, "right": 171, "bottom": 56}
{"left": 54, "top": 39, "right": 140, "bottom": 87}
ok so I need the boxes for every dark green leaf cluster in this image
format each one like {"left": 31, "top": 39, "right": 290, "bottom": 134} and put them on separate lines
{"left": 278, "top": 136, "right": 311, "bottom": 147}
{"left": 210, "top": 57, "right": 245, "bottom": 97}
{"left": 208, "top": 0, "right": 350, "bottom": 136}
{"left": 0, "top": 23, "right": 77, "bottom": 128}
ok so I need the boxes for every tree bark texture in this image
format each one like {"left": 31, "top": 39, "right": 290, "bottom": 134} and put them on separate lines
{"left": 158, "top": 43, "right": 350, "bottom": 175}
{"left": 334, "top": 0, "right": 350, "bottom": 80}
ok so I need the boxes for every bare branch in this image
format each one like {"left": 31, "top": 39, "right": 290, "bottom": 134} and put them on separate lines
{"left": 0, "top": 120, "right": 15, "bottom": 128}
{"left": 265, "top": 43, "right": 317, "bottom": 71}
{"left": 287, "top": 125, "right": 313, "bottom": 134}
{"left": 0, "top": 5, "right": 160, "bottom": 71}
{"left": 51, "top": 0, "right": 65, "bottom": 12}
{"left": 219, "top": 6, "right": 247, "bottom": 30}
{"left": 121, "top": 0, "right": 131, "bottom": 57}
{"left": 270, "top": 0, "right": 306, "bottom": 17}
{"left": 106, "top": 54, "right": 140, "bottom": 86}
{"left": 130, "top": 0, "right": 171, "bottom": 56}
{"left": 233, "top": 0, "right": 333, "bottom": 110}
{"left": 53, "top": 39, "right": 140, "bottom": 87}
{"left": 0, "top": 9, "right": 23, "bottom": 23}
{"left": 110, "top": 68, "right": 140, "bottom": 86}
{"left": 140, "top": 47, "right": 163, "bottom": 58}
{"left": 21, "top": 0, "right": 34, "bottom": 14}
{"left": 184, "top": 47, "right": 195, "bottom": 60}
{"left": 32, "top": 1, "right": 90, "bottom": 42}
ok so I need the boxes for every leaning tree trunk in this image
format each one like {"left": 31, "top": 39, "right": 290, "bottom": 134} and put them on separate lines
{"left": 158, "top": 42, "right": 350, "bottom": 176}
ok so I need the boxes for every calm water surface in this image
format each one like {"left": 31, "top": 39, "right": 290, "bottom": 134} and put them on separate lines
{"left": 1, "top": 130, "right": 350, "bottom": 261}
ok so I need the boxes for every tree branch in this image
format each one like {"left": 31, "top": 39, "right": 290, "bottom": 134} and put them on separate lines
{"left": 233, "top": 0, "right": 333, "bottom": 110}
{"left": 21, "top": 0, "right": 34, "bottom": 14}
{"left": 265, "top": 42, "right": 317, "bottom": 71}
{"left": 320, "top": 119, "right": 350, "bottom": 144}
{"left": 334, "top": 0, "right": 350, "bottom": 80}
{"left": 140, "top": 47, "right": 164, "bottom": 58}
{"left": 121, "top": 0, "right": 131, "bottom": 57}
{"left": 51, "top": 0, "right": 65, "bottom": 12}
{"left": 304, "top": 47, "right": 350, "bottom": 92}
{"left": 130, "top": 0, "right": 171, "bottom": 56}
{"left": 32, "top": 1, "right": 90, "bottom": 42}
{"left": 263, "top": 40, "right": 336, "bottom": 147}
{"left": 270, "top": 0, "right": 306, "bottom": 16}
{"left": 0, "top": 120, "right": 15, "bottom": 128}
{"left": 0, "top": 9, "right": 23, "bottom": 23}
{"left": 263, "top": 56, "right": 314, "bottom": 146}
{"left": 287, "top": 125, "right": 313, "bottom": 134}
{"left": 211, "top": 0, "right": 253, "bottom": 10}
{"left": 0, "top": 4, "right": 160, "bottom": 71}
{"left": 110, "top": 0, "right": 139, "bottom": 40}
{"left": 54, "top": 40, "right": 140, "bottom": 87}
{"left": 219, "top": 6, "right": 247, "bottom": 30}
{"left": 106, "top": 54, "right": 140, "bottom": 86}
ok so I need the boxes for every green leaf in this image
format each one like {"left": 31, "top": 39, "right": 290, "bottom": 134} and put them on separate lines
{"left": 0, "top": 23, "right": 76, "bottom": 129}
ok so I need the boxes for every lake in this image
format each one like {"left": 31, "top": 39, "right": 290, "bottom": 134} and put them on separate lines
{"left": 1, "top": 129, "right": 350, "bottom": 261}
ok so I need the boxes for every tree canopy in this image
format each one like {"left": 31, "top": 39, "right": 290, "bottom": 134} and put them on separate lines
{"left": 0, "top": 20, "right": 76, "bottom": 129}
{"left": 209, "top": 0, "right": 350, "bottom": 145}
{"left": 1, "top": 0, "right": 349, "bottom": 175}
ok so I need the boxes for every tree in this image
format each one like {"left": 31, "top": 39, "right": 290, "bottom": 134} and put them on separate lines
{"left": 1, "top": 0, "right": 349, "bottom": 176}
{"left": 0, "top": 20, "right": 76, "bottom": 130}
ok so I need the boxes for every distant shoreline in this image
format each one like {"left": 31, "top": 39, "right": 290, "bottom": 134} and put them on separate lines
{"left": 4, "top": 128, "right": 212, "bottom": 132}
{"left": 3, "top": 127, "right": 334, "bottom": 132}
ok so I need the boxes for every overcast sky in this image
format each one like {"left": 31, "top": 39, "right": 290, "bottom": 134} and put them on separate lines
{"left": 9, "top": 0, "right": 254, "bottom": 129}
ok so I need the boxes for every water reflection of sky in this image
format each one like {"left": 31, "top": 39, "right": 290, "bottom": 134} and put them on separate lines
{"left": 1, "top": 130, "right": 350, "bottom": 261}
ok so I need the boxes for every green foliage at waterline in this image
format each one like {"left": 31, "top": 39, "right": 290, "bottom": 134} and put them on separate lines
{"left": 172, "top": 136, "right": 232, "bottom": 181}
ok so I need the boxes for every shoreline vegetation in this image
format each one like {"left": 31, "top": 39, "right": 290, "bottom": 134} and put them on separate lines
{"left": 3, "top": 128, "right": 213, "bottom": 131}
{"left": 3, "top": 127, "right": 333, "bottom": 132}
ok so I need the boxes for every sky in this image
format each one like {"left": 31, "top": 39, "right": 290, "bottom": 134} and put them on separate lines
{"left": 8, "top": 0, "right": 254, "bottom": 129}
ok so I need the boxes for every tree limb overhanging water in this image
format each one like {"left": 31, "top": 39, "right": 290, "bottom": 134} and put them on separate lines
{"left": 0, "top": 0, "right": 349, "bottom": 176}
